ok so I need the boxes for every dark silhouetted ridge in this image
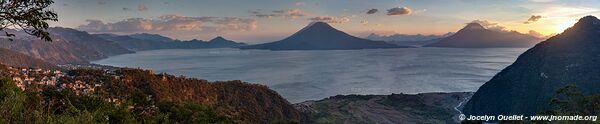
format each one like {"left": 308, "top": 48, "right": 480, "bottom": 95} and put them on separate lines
{"left": 464, "top": 15, "right": 600, "bottom": 116}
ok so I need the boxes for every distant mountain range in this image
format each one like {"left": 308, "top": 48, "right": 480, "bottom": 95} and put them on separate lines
{"left": 241, "top": 22, "right": 409, "bottom": 50}
{"left": 95, "top": 34, "right": 246, "bottom": 51}
{"left": 366, "top": 33, "right": 454, "bottom": 41}
{"left": 0, "top": 27, "right": 246, "bottom": 65}
{"left": 385, "top": 39, "right": 444, "bottom": 47}
{"left": 0, "top": 27, "right": 134, "bottom": 64}
{"left": 464, "top": 16, "right": 600, "bottom": 116}
{"left": 366, "top": 33, "right": 452, "bottom": 47}
{"left": 128, "top": 33, "right": 176, "bottom": 43}
{"left": 424, "top": 23, "right": 543, "bottom": 48}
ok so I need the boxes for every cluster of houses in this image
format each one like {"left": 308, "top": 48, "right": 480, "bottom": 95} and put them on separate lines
{"left": 7, "top": 67, "right": 105, "bottom": 96}
{"left": 5, "top": 66, "right": 158, "bottom": 108}
{"left": 9, "top": 67, "right": 63, "bottom": 91}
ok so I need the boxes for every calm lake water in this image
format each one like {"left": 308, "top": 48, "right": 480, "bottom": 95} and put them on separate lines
{"left": 93, "top": 48, "right": 527, "bottom": 103}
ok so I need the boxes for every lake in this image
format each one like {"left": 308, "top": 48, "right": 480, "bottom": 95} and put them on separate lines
{"left": 93, "top": 48, "right": 527, "bottom": 103}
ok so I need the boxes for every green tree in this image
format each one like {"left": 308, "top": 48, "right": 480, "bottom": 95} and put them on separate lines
{"left": 0, "top": 0, "right": 58, "bottom": 41}
{"left": 544, "top": 85, "right": 600, "bottom": 115}
{"left": 536, "top": 85, "right": 600, "bottom": 124}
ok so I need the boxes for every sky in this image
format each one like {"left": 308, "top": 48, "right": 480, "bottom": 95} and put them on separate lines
{"left": 49, "top": 0, "right": 600, "bottom": 43}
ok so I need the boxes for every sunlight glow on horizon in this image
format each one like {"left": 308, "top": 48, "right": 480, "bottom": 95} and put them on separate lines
{"left": 48, "top": 0, "right": 600, "bottom": 42}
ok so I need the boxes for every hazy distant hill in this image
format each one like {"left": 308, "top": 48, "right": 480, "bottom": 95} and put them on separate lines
{"left": 366, "top": 33, "right": 453, "bottom": 41}
{"left": 240, "top": 22, "right": 408, "bottom": 50}
{"left": 96, "top": 34, "right": 247, "bottom": 51}
{"left": 0, "top": 27, "right": 133, "bottom": 64}
{"left": 384, "top": 38, "right": 443, "bottom": 47}
{"left": 464, "top": 16, "right": 600, "bottom": 116}
{"left": 207, "top": 36, "right": 247, "bottom": 48}
{"left": 424, "top": 23, "right": 542, "bottom": 48}
{"left": 367, "top": 32, "right": 454, "bottom": 47}
{"left": 366, "top": 33, "right": 452, "bottom": 47}
{"left": 0, "top": 48, "right": 59, "bottom": 69}
{"left": 128, "top": 33, "right": 176, "bottom": 43}
{"left": 95, "top": 34, "right": 169, "bottom": 51}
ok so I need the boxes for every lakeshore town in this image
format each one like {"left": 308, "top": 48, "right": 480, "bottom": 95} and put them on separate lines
{"left": 1, "top": 65, "right": 156, "bottom": 105}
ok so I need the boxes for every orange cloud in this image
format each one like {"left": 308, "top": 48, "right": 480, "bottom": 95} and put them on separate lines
{"left": 308, "top": 16, "right": 350, "bottom": 24}
{"left": 252, "top": 9, "right": 309, "bottom": 19}
{"left": 78, "top": 15, "right": 257, "bottom": 33}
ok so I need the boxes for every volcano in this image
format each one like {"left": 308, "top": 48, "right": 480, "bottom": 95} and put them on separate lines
{"left": 424, "top": 22, "right": 542, "bottom": 48}
{"left": 240, "top": 22, "right": 408, "bottom": 50}
{"left": 464, "top": 16, "right": 600, "bottom": 116}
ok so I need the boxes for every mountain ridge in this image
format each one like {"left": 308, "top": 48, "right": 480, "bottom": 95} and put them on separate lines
{"left": 463, "top": 15, "right": 600, "bottom": 116}
{"left": 0, "top": 27, "right": 134, "bottom": 64}
{"left": 424, "top": 22, "right": 542, "bottom": 48}
{"left": 96, "top": 34, "right": 247, "bottom": 51}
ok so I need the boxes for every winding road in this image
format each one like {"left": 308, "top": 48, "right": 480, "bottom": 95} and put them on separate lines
{"left": 454, "top": 94, "right": 473, "bottom": 122}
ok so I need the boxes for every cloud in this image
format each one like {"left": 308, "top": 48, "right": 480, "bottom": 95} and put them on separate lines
{"left": 252, "top": 9, "right": 309, "bottom": 19}
{"left": 470, "top": 20, "right": 507, "bottom": 32}
{"left": 366, "top": 9, "right": 378, "bottom": 14}
{"left": 524, "top": 15, "right": 543, "bottom": 24}
{"left": 254, "top": 14, "right": 279, "bottom": 19}
{"left": 387, "top": 7, "right": 412, "bottom": 16}
{"left": 122, "top": 8, "right": 130, "bottom": 11}
{"left": 273, "top": 9, "right": 309, "bottom": 19}
{"left": 308, "top": 16, "right": 350, "bottom": 24}
{"left": 77, "top": 15, "right": 257, "bottom": 34}
{"left": 295, "top": 2, "right": 305, "bottom": 6}
{"left": 528, "top": 30, "right": 546, "bottom": 38}
{"left": 360, "top": 20, "right": 369, "bottom": 25}
{"left": 138, "top": 3, "right": 148, "bottom": 12}
{"left": 97, "top": 1, "right": 106, "bottom": 5}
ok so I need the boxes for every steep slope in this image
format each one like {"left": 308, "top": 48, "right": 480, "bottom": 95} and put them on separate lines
{"left": 424, "top": 23, "right": 542, "bottom": 48}
{"left": 63, "top": 68, "right": 305, "bottom": 123}
{"left": 95, "top": 34, "right": 169, "bottom": 51}
{"left": 0, "top": 48, "right": 59, "bottom": 69}
{"left": 0, "top": 27, "right": 133, "bottom": 64}
{"left": 463, "top": 16, "right": 600, "bottom": 116}
{"left": 240, "top": 22, "right": 406, "bottom": 50}
{"left": 47, "top": 27, "right": 133, "bottom": 57}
